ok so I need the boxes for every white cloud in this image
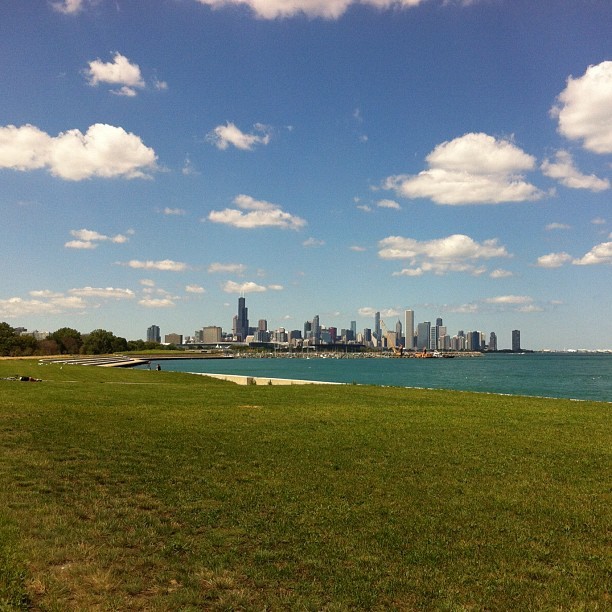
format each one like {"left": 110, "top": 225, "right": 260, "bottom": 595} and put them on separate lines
{"left": 208, "top": 194, "right": 306, "bottom": 230}
{"left": 358, "top": 307, "right": 401, "bottom": 318}
{"left": 485, "top": 295, "right": 533, "bottom": 305}
{"left": 138, "top": 297, "right": 176, "bottom": 308}
{"left": 545, "top": 222, "right": 571, "bottom": 231}
{"left": 302, "top": 237, "right": 325, "bottom": 247}
{"left": 541, "top": 150, "right": 609, "bottom": 191}
{"left": 222, "top": 280, "right": 267, "bottom": 294}
{"left": 267, "top": 284, "right": 284, "bottom": 291}
{"left": 591, "top": 217, "right": 606, "bottom": 225}
{"left": 349, "top": 245, "right": 367, "bottom": 252}
{"left": 376, "top": 199, "right": 401, "bottom": 210}
{"left": 0, "top": 123, "right": 157, "bottom": 180}
{"left": 162, "top": 207, "right": 186, "bottom": 216}
{"left": 383, "top": 133, "right": 542, "bottom": 205}
{"left": 207, "top": 122, "right": 271, "bottom": 151}
{"left": 126, "top": 259, "right": 188, "bottom": 272}
{"left": 68, "top": 287, "right": 135, "bottom": 299}
{"left": 85, "top": 53, "right": 145, "bottom": 96}
{"left": 185, "top": 284, "right": 206, "bottom": 294}
{"left": 489, "top": 268, "right": 513, "bottom": 279}
{"left": 139, "top": 279, "right": 155, "bottom": 287}
{"left": 65, "top": 228, "right": 130, "bottom": 249}
{"left": 208, "top": 262, "right": 246, "bottom": 274}
{"left": 195, "top": 0, "right": 427, "bottom": 20}
{"left": 65, "top": 240, "right": 97, "bottom": 250}
{"left": 535, "top": 252, "right": 573, "bottom": 268}
{"left": 52, "top": 0, "right": 84, "bottom": 14}
{"left": 378, "top": 233, "right": 509, "bottom": 276}
{"left": 0, "top": 295, "right": 86, "bottom": 318}
{"left": 552, "top": 61, "right": 612, "bottom": 154}
{"left": 572, "top": 241, "right": 612, "bottom": 266}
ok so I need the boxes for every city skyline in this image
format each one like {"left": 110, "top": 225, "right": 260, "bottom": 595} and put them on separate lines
{"left": 1, "top": 2, "right": 611, "bottom": 351}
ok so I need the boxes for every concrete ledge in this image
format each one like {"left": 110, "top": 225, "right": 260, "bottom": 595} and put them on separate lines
{"left": 191, "top": 372, "right": 343, "bottom": 386}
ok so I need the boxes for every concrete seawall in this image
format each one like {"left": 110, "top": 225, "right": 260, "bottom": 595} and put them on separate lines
{"left": 191, "top": 372, "right": 344, "bottom": 386}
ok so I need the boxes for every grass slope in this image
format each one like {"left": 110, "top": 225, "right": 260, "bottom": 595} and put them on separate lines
{"left": 0, "top": 360, "right": 610, "bottom": 610}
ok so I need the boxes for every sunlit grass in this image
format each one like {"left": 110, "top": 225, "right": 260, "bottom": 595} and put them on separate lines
{"left": 0, "top": 359, "right": 610, "bottom": 609}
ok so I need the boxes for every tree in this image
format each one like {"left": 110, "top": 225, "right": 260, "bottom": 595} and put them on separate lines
{"left": 0, "top": 322, "right": 16, "bottom": 356}
{"left": 50, "top": 327, "right": 83, "bottom": 354}
{"left": 82, "top": 329, "right": 117, "bottom": 355}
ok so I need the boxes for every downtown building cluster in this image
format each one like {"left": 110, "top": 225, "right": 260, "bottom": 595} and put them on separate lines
{"left": 152, "top": 297, "right": 522, "bottom": 353}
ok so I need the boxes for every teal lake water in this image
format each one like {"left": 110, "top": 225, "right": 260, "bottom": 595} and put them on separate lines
{"left": 143, "top": 353, "right": 611, "bottom": 402}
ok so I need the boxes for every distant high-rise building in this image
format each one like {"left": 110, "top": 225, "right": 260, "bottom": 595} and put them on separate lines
{"left": 312, "top": 315, "right": 321, "bottom": 343}
{"left": 436, "top": 317, "right": 443, "bottom": 327}
{"left": 203, "top": 326, "right": 222, "bottom": 344}
{"left": 304, "top": 320, "right": 312, "bottom": 339}
{"left": 146, "top": 325, "right": 160, "bottom": 344}
{"left": 416, "top": 322, "right": 431, "bottom": 350}
{"left": 395, "top": 320, "right": 402, "bottom": 344}
{"left": 512, "top": 329, "right": 521, "bottom": 352}
{"left": 258, "top": 319, "right": 267, "bottom": 331}
{"left": 350, "top": 320, "right": 357, "bottom": 338}
{"left": 164, "top": 333, "right": 183, "bottom": 345}
{"left": 374, "top": 311, "right": 381, "bottom": 343}
{"left": 489, "top": 332, "right": 497, "bottom": 352}
{"left": 404, "top": 310, "right": 414, "bottom": 349}
{"left": 235, "top": 297, "right": 249, "bottom": 341}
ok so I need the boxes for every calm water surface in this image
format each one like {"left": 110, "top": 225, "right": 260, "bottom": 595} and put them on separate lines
{"left": 143, "top": 353, "right": 611, "bottom": 402}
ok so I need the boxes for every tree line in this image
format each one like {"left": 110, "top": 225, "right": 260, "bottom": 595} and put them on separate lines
{"left": 0, "top": 322, "right": 172, "bottom": 356}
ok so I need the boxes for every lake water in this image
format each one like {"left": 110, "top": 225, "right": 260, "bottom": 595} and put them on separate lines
{"left": 142, "top": 353, "right": 611, "bottom": 402}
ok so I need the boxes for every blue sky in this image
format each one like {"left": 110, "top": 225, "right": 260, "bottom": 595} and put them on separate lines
{"left": 1, "top": 0, "right": 611, "bottom": 350}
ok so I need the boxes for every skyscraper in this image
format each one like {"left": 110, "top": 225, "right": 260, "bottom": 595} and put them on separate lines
{"left": 512, "top": 330, "right": 521, "bottom": 352}
{"left": 235, "top": 297, "right": 249, "bottom": 341}
{"left": 374, "top": 311, "right": 381, "bottom": 344}
{"left": 146, "top": 324, "right": 160, "bottom": 344}
{"left": 416, "top": 322, "right": 431, "bottom": 350}
{"left": 312, "top": 315, "right": 321, "bottom": 344}
{"left": 404, "top": 309, "right": 414, "bottom": 349}
{"left": 489, "top": 332, "right": 497, "bottom": 352}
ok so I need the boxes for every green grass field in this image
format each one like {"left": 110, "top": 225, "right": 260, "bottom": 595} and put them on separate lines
{"left": 0, "top": 359, "right": 609, "bottom": 610}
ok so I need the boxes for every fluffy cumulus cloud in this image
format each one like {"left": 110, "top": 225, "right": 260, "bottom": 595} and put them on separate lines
{"left": 208, "top": 262, "right": 246, "bottom": 274}
{"left": 208, "top": 194, "right": 306, "bottom": 230}
{"left": 552, "top": 61, "right": 612, "bottom": 154}
{"left": 0, "top": 295, "right": 86, "bottom": 318}
{"left": 376, "top": 199, "right": 401, "bottom": 210}
{"left": 541, "top": 150, "right": 609, "bottom": 191}
{"left": 185, "top": 284, "right": 206, "bottom": 294}
{"left": 489, "top": 268, "right": 513, "bottom": 279}
{"left": 68, "top": 287, "right": 135, "bottom": 299}
{"left": 195, "top": 0, "right": 426, "bottom": 19}
{"left": 358, "top": 307, "right": 401, "bottom": 318}
{"left": 162, "top": 207, "right": 186, "bottom": 216}
{"left": 222, "top": 280, "right": 267, "bottom": 294}
{"left": 207, "top": 122, "right": 272, "bottom": 150}
{"left": 572, "top": 241, "right": 612, "bottom": 266}
{"left": 85, "top": 53, "right": 145, "bottom": 96}
{"left": 378, "top": 233, "right": 509, "bottom": 276}
{"left": 545, "top": 222, "right": 571, "bottom": 231}
{"left": 138, "top": 297, "right": 176, "bottom": 308}
{"left": 126, "top": 259, "right": 188, "bottom": 272}
{"left": 383, "top": 133, "right": 542, "bottom": 205}
{"left": 0, "top": 123, "right": 157, "bottom": 180}
{"left": 65, "top": 228, "right": 130, "bottom": 249}
{"left": 535, "top": 252, "right": 573, "bottom": 268}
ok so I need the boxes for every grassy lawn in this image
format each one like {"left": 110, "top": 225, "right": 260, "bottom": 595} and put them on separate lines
{"left": 0, "top": 359, "right": 609, "bottom": 610}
